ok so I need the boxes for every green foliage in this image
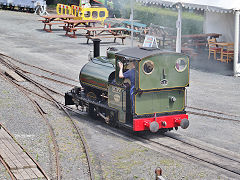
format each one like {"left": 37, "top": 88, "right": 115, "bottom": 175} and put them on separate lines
{"left": 112, "top": 0, "right": 121, "bottom": 18}
{"left": 50, "top": 0, "right": 79, "bottom": 5}
{"left": 120, "top": 2, "right": 204, "bottom": 35}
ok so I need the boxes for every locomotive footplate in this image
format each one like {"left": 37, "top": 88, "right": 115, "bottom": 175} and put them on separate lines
{"left": 65, "top": 87, "right": 119, "bottom": 124}
{"left": 65, "top": 88, "right": 117, "bottom": 111}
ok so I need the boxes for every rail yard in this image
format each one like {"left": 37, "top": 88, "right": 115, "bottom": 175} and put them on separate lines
{"left": 0, "top": 8, "right": 240, "bottom": 180}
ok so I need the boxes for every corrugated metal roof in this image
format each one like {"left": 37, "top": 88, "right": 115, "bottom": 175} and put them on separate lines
{"left": 136, "top": 0, "right": 240, "bottom": 13}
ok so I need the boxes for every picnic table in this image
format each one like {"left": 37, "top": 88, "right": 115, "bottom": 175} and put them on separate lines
{"left": 121, "top": 20, "right": 148, "bottom": 38}
{"left": 148, "top": 23, "right": 175, "bottom": 48}
{"left": 85, "top": 27, "right": 129, "bottom": 44}
{"left": 182, "top": 33, "right": 221, "bottom": 39}
{"left": 64, "top": 19, "right": 101, "bottom": 38}
{"left": 181, "top": 33, "right": 222, "bottom": 48}
{"left": 40, "top": 15, "right": 76, "bottom": 32}
{"left": 122, "top": 20, "right": 147, "bottom": 29}
{"left": 214, "top": 42, "right": 234, "bottom": 63}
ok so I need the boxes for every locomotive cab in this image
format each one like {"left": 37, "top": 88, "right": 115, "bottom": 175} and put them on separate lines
{"left": 108, "top": 47, "right": 189, "bottom": 132}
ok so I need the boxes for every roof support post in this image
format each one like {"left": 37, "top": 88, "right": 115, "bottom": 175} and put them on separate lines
{"left": 176, "top": 3, "right": 182, "bottom": 53}
{"left": 234, "top": 10, "right": 240, "bottom": 77}
{"left": 130, "top": 0, "right": 134, "bottom": 47}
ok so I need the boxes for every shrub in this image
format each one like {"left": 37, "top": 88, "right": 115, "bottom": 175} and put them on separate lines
{"left": 121, "top": 3, "right": 204, "bottom": 35}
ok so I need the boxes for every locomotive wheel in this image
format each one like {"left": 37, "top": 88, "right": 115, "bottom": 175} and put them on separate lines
{"left": 88, "top": 104, "right": 97, "bottom": 119}
{"left": 103, "top": 111, "right": 117, "bottom": 127}
{"left": 108, "top": 111, "right": 117, "bottom": 127}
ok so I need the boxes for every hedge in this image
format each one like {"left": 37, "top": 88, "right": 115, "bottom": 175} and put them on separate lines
{"left": 121, "top": 3, "right": 204, "bottom": 35}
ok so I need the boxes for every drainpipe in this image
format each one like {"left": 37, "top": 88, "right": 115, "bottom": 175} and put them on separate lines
{"left": 234, "top": 10, "right": 240, "bottom": 77}
{"left": 176, "top": 3, "right": 182, "bottom": 53}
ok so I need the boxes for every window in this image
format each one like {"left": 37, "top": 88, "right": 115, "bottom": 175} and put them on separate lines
{"left": 99, "top": 11, "right": 105, "bottom": 17}
{"left": 92, "top": 11, "right": 98, "bottom": 18}
{"left": 175, "top": 58, "right": 187, "bottom": 72}
{"left": 142, "top": 60, "right": 154, "bottom": 75}
{"left": 84, "top": 11, "right": 90, "bottom": 17}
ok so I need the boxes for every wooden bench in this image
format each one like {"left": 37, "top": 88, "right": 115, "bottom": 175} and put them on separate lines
{"left": 64, "top": 26, "right": 104, "bottom": 38}
{"left": 40, "top": 15, "right": 75, "bottom": 32}
{"left": 39, "top": 19, "right": 60, "bottom": 22}
{"left": 85, "top": 27, "right": 128, "bottom": 44}
{"left": 86, "top": 35, "right": 129, "bottom": 44}
{"left": 64, "top": 27, "right": 87, "bottom": 38}
{"left": 180, "top": 33, "right": 222, "bottom": 49}
{"left": 66, "top": 26, "right": 104, "bottom": 32}
{"left": 63, "top": 20, "right": 102, "bottom": 38}
{"left": 117, "top": 26, "right": 141, "bottom": 35}
{"left": 193, "top": 41, "right": 208, "bottom": 49}
{"left": 182, "top": 47, "right": 198, "bottom": 57}
{"left": 44, "top": 22, "right": 67, "bottom": 32}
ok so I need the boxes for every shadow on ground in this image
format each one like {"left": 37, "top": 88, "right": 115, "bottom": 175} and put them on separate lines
{"left": 189, "top": 49, "right": 234, "bottom": 76}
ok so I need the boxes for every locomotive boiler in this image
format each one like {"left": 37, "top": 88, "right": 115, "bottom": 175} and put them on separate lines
{"left": 65, "top": 41, "right": 189, "bottom": 133}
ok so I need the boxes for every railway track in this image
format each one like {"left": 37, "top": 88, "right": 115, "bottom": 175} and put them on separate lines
{"left": 0, "top": 55, "right": 94, "bottom": 180}
{"left": 143, "top": 134, "right": 240, "bottom": 177}
{"left": 0, "top": 70, "right": 60, "bottom": 180}
{"left": 1, "top": 53, "right": 240, "bottom": 179}
{"left": 0, "top": 155, "right": 15, "bottom": 180}
{"left": 88, "top": 122, "right": 240, "bottom": 179}
{"left": 186, "top": 106, "right": 240, "bottom": 123}
{"left": 1, "top": 53, "right": 239, "bottom": 124}
{"left": 0, "top": 52, "right": 79, "bottom": 83}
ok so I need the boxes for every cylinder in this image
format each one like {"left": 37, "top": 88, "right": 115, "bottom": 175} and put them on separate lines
{"left": 93, "top": 39, "right": 101, "bottom": 58}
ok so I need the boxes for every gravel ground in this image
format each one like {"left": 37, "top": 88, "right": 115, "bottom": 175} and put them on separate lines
{"left": 0, "top": 78, "right": 52, "bottom": 179}
{"left": 0, "top": 162, "right": 11, "bottom": 179}
{"left": 72, "top": 114, "right": 235, "bottom": 180}
{"left": 39, "top": 99, "right": 90, "bottom": 180}
{"left": 0, "top": 10, "right": 240, "bottom": 180}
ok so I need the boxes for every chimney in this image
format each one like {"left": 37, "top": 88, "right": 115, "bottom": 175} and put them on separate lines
{"left": 92, "top": 39, "right": 101, "bottom": 58}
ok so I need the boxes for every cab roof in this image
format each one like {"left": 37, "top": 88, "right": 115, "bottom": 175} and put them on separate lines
{"left": 115, "top": 47, "right": 163, "bottom": 60}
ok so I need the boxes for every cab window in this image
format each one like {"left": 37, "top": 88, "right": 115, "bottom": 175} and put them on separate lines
{"left": 142, "top": 60, "right": 154, "bottom": 75}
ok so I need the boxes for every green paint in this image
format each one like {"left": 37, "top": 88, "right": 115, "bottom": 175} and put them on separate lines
{"left": 108, "top": 85, "right": 126, "bottom": 123}
{"left": 80, "top": 57, "right": 115, "bottom": 91}
{"left": 135, "top": 89, "right": 185, "bottom": 115}
{"left": 138, "top": 54, "right": 189, "bottom": 90}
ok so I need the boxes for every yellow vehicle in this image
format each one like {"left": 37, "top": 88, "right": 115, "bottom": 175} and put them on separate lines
{"left": 56, "top": 0, "right": 108, "bottom": 22}
{"left": 79, "top": 7, "right": 108, "bottom": 22}
{"left": 71, "top": 5, "right": 82, "bottom": 18}
{"left": 56, "top": 4, "right": 72, "bottom": 15}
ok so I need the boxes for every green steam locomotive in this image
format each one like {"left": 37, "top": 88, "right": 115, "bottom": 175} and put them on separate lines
{"left": 65, "top": 43, "right": 189, "bottom": 133}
